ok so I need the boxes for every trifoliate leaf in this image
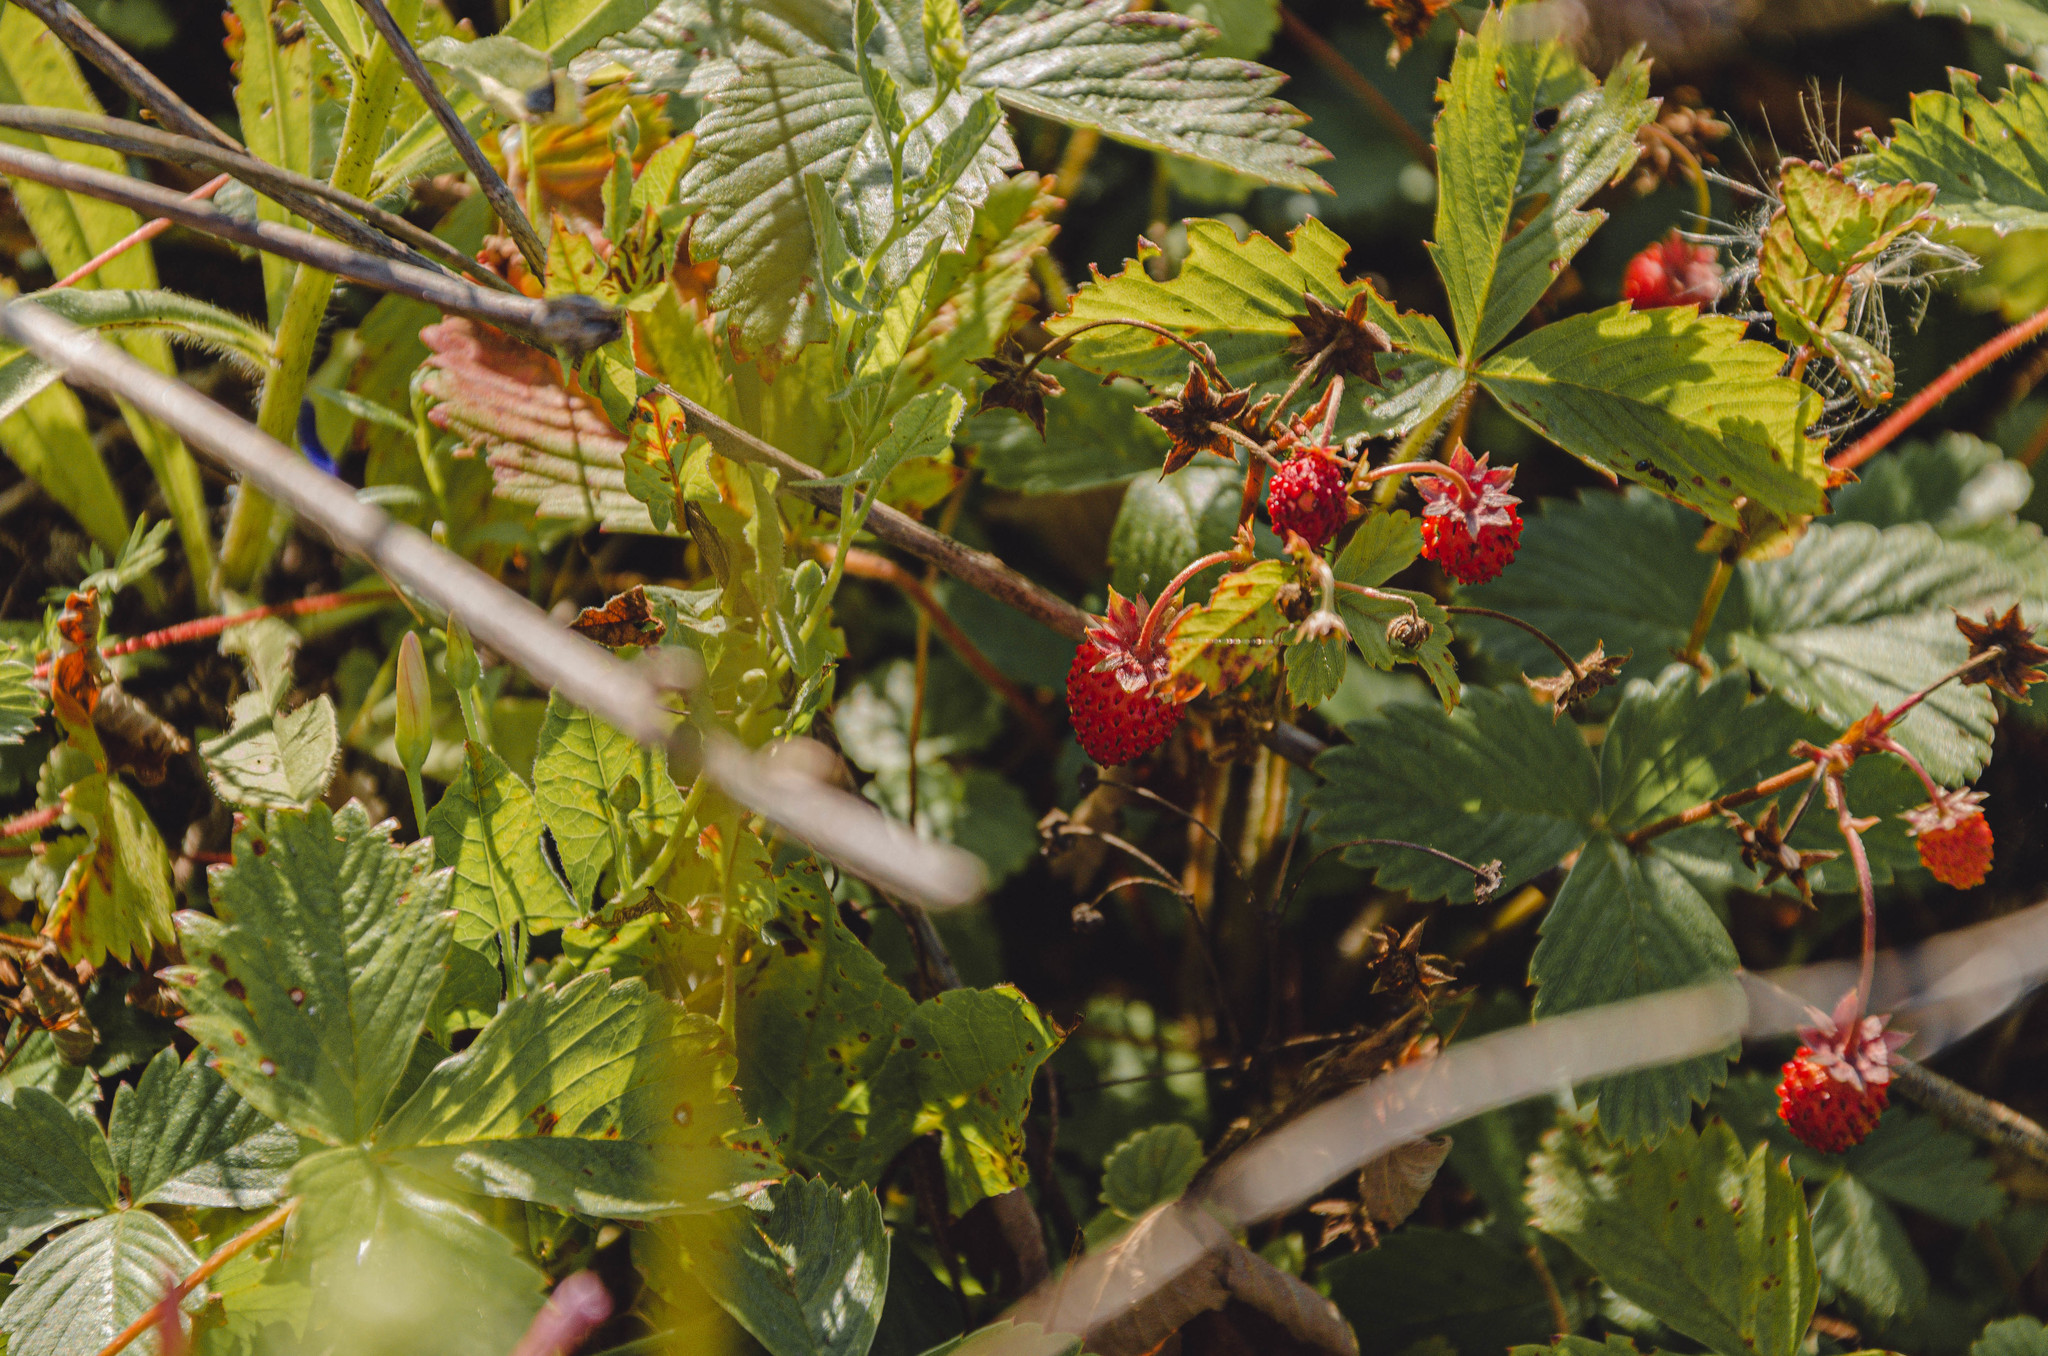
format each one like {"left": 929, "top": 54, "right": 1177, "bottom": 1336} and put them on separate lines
{"left": 1476, "top": 305, "right": 1831, "bottom": 524}
{"left": 1465, "top": 493, "right": 2045, "bottom": 783}
{"left": 1431, "top": 17, "right": 1655, "bottom": 357}
{"left": 1529, "top": 1117, "right": 1818, "bottom": 1356}
{"left": 1531, "top": 834, "right": 1739, "bottom": 1144}
{"left": 0, "top": 1087, "right": 116, "bottom": 1257}
{"left": 201, "top": 693, "right": 341, "bottom": 812}
{"left": 288, "top": 1147, "right": 544, "bottom": 1356}
{"left": 1100, "top": 1124, "right": 1203, "bottom": 1218}
{"left": 0, "top": 1210, "right": 203, "bottom": 1356}
{"left": 1322, "top": 1227, "right": 1556, "bottom": 1356}
{"left": 689, "top": 1177, "right": 889, "bottom": 1356}
{"left": 171, "top": 803, "right": 456, "bottom": 1146}
{"left": 1848, "top": 68, "right": 2048, "bottom": 234}
{"left": 532, "top": 692, "right": 684, "bottom": 909}
{"left": 44, "top": 772, "right": 175, "bottom": 969}
{"left": 427, "top": 742, "right": 579, "bottom": 946}
{"left": 379, "top": 972, "right": 775, "bottom": 1216}
{"left": 107, "top": 1046, "right": 296, "bottom": 1209}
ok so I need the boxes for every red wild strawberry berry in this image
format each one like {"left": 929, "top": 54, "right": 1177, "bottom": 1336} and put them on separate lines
{"left": 1066, "top": 588, "right": 1192, "bottom": 767}
{"left": 1266, "top": 445, "right": 1350, "bottom": 549}
{"left": 1775, "top": 991, "right": 1908, "bottom": 1154}
{"left": 1622, "top": 230, "right": 1723, "bottom": 310}
{"left": 1416, "top": 444, "right": 1523, "bottom": 585}
{"left": 1903, "top": 788, "right": 1994, "bottom": 888}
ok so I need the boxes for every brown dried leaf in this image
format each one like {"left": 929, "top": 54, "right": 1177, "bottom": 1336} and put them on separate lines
{"left": 1356, "top": 1135, "right": 1452, "bottom": 1228}
{"left": 569, "top": 585, "right": 666, "bottom": 649}
{"left": 92, "top": 688, "right": 191, "bottom": 787}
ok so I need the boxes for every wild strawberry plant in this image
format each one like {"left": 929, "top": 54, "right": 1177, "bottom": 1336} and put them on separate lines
{"left": 0, "top": 1, "right": 2044, "bottom": 1355}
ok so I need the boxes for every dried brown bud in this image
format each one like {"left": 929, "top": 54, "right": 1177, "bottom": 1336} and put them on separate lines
{"left": 1386, "top": 612, "right": 1433, "bottom": 650}
{"left": 1142, "top": 363, "right": 1254, "bottom": 474}
{"left": 972, "top": 341, "right": 1066, "bottom": 438}
{"left": 1955, "top": 604, "right": 2048, "bottom": 703}
{"left": 1723, "top": 802, "right": 1838, "bottom": 904}
{"left": 1523, "top": 641, "right": 1629, "bottom": 718}
{"left": 1288, "top": 292, "right": 1395, "bottom": 385}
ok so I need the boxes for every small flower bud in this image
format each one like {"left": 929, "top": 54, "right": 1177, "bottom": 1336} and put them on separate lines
{"left": 1387, "top": 613, "right": 1432, "bottom": 650}
{"left": 443, "top": 618, "right": 480, "bottom": 691}
{"left": 610, "top": 106, "right": 641, "bottom": 157}
{"left": 395, "top": 631, "right": 432, "bottom": 775}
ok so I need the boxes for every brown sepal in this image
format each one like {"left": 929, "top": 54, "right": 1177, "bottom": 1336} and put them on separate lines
{"left": 1369, "top": 0, "right": 1452, "bottom": 60}
{"left": 1523, "top": 641, "right": 1629, "bottom": 718}
{"left": 1141, "top": 363, "right": 1252, "bottom": 474}
{"left": 971, "top": 341, "right": 1066, "bottom": 438}
{"left": 1723, "top": 801, "right": 1838, "bottom": 905}
{"left": 1288, "top": 292, "right": 1394, "bottom": 385}
{"left": 1955, "top": 603, "right": 2048, "bottom": 703}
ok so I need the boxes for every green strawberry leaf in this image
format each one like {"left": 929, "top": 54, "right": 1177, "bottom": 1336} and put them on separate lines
{"left": 1311, "top": 683, "right": 1599, "bottom": 901}
{"left": 0, "top": 656, "right": 42, "bottom": 743}
{"left": 532, "top": 692, "right": 684, "bottom": 909}
{"left": 378, "top": 972, "right": 776, "bottom": 1216}
{"left": 1099, "top": 1124, "right": 1203, "bottom": 1219}
{"left": 427, "top": 742, "right": 579, "bottom": 947}
{"left": 1476, "top": 306, "right": 1831, "bottom": 525}
{"left": 171, "top": 802, "right": 456, "bottom": 1146}
{"left": 1531, "top": 834, "right": 1740, "bottom": 1144}
{"left": 107, "top": 1046, "right": 296, "bottom": 1209}
{"left": 1975, "top": 1319, "right": 2048, "bottom": 1356}
{"left": 1847, "top": 69, "right": 2048, "bottom": 234}
{"left": 1529, "top": 1117, "right": 1818, "bottom": 1356}
{"left": 964, "top": 372, "right": 1173, "bottom": 493}
{"left": 0, "top": 1210, "right": 203, "bottom": 1356}
{"left": 1811, "top": 1172, "right": 1929, "bottom": 1323}
{"left": 1431, "top": 15, "right": 1655, "bottom": 358}
{"left": 288, "top": 1146, "right": 544, "bottom": 1356}
{"left": 1778, "top": 161, "right": 1935, "bottom": 275}
{"left": 689, "top": 1176, "right": 890, "bottom": 1356}
{"left": 1163, "top": 560, "right": 1291, "bottom": 698}
{"left": 201, "top": 693, "right": 341, "bottom": 812}
{"left": 1322, "top": 1227, "right": 1557, "bottom": 1356}
{"left": 0, "top": 1087, "right": 116, "bottom": 1257}
{"left": 1465, "top": 494, "right": 2046, "bottom": 783}
{"left": 1333, "top": 510, "right": 1460, "bottom": 708}
{"left": 1830, "top": 434, "right": 2034, "bottom": 545}
{"left": 44, "top": 772, "right": 176, "bottom": 970}
{"left": 1110, "top": 465, "right": 1242, "bottom": 602}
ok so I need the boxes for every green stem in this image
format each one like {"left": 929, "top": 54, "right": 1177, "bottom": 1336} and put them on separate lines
{"left": 403, "top": 764, "right": 430, "bottom": 833}
{"left": 216, "top": 0, "right": 421, "bottom": 593}
{"left": 1682, "top": 553, "right": 1736, "bottom": 667}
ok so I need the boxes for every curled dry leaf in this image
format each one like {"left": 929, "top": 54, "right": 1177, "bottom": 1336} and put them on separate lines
{"left": 568, "top": 585, "right": 666, "bottom": 649}
{"left": 1523, "top": 640, "right": 1630, "bottom": 718}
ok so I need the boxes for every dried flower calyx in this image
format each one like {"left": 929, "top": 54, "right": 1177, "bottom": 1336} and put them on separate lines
{"left": 1723, "top": 801, "right": 1837, "bottom": 903}
{"left": 1364, "top": 920, "right": 1457, "bottom": 1001}
{"left": 1954, "top": 604, "right": 2048, "bottom": 703}
{"left": 1143, "top": 363, "right": 1253, "bottom": 474}
{"left": 972, "top": 341, "right": 1066, "bottom": 438}
{"left": 1287, "top": 292, "right": 1394, "bottom": 385}
{"left": 1523, "top": 641, "right": 1629, "bottom": 718}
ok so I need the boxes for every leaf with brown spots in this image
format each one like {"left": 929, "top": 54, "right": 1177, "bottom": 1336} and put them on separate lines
{"left": 379, "top": 971, "right": 777, "bottom": 1216}
{"left": 42, "top": 773, "right": 174, "bottom": 970}
{"left": 569, "top": 585, "right": 668, "bottom": 650}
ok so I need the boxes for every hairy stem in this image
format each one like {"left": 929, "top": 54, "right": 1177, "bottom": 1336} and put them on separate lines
{"left": 52, "top": 173, "right": 229, "bottom": 289}
{"left": 1136, "top": 550, "right": 1237, "bottom": 654}
{"left": 1362, "top": 458, "right": 1472, "bottom": 499}
{"left": 1831, "top": 774, "right": 1878, "bottom": 1013}
{"left": 1621, "top": 762, "right": 1818, "bottom": 847}
{"left": 1831, "top": 298, "right": 2048, "bottom": 474}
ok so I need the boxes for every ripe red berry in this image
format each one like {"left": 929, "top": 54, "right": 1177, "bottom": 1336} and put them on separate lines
{"left": 1622, "top": 230, "right": 1723, "bottom": 310}
{"left": 1904, "top": 788, "right": 1994, "bottom": 888}
{"left": 1775, "top": 991, "right": 1908, "bottom": 1154}
{"left": 1777, "top": 1047, "right": 1889, "bottom": 1153}
{"left": 1416, "top": 444, "right": 1523, "bottom": 585}
{"left": 1266, "top": 445, "right": 1350, "bottom": 549}
{"left": 1066, "top": 589, "right": 1190, "bottom": 767}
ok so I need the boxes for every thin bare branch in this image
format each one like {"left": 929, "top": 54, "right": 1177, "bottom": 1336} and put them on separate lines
{"left": 0, "top": 104, "right": 510, "bottom": 289}
{"left": 351, "top": 0, "right": 548, "bottom": 274}
{"left": 11, "top": 0, "right": 241, "bottom": 153}
{"left": 0, "top": 141, "right": 612, "bottom": 353}
{"left": 1, "top": 299, "right": 984, "bottom": 910}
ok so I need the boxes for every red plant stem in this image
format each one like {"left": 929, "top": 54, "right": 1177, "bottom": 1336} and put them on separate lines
{"left": 1621, "top": 761, "right": 1817, "bottom": 847}
{"left": 94, "top": 1200, "right": 294, "bottom": 1356}
{"left": 1832, "top": 775, "right": 1879, "bottom": 1013}
{"left": 1876, "top": 735, "right": 1946, "bottom": 804}
{"left": 1136, "top": 551, "right": 1236, "bottom": 654}
{"left": 0, "top": 804, "right": 63, "bottom": 839}
{"left": 52, "top": 172, "right": 230, "bottom": 290}
{"left": 1880, "top": 647, "right": 2002, "bottom": 729}
{"left": 33, "top": 589, "right": 390, "bottom": 678}
{"left": 1831, "top": 301, "right": 2048, "bottom": 473}
{"left": 1363, "top": 459, "right": 1472, "bottom": 498}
